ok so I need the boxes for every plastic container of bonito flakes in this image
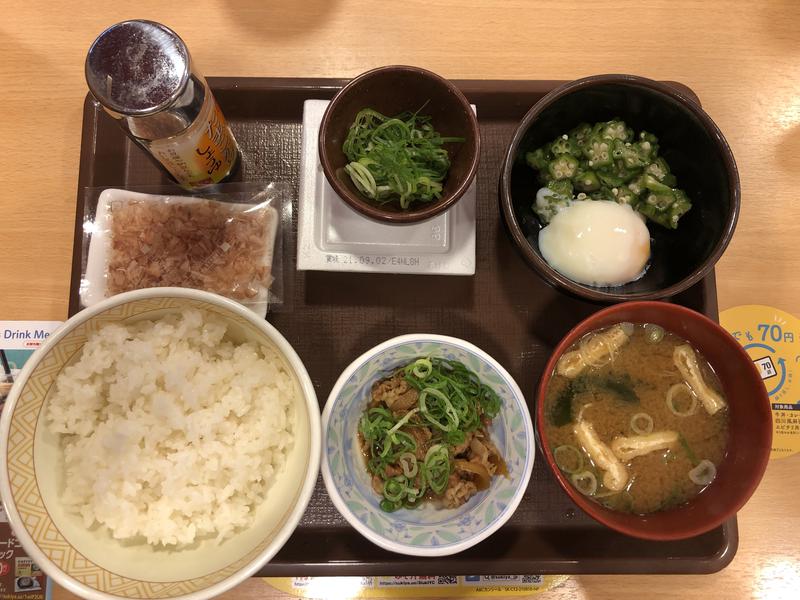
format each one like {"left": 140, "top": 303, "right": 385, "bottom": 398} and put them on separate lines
{"left": 80, "top": 182, "right": 289, "bottom": 316}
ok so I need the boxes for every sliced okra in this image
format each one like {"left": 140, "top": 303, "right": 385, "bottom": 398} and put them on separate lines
{"left": 612, "top": 139, "right": 648, "bottom": 169}
{"left": 644, "top": 189, "right": 677, "bottom": 210}
{"left": 526, "top": 121, "right": 691, "bottom": 228}
{"left": 645, "top": 157, "right": 669, "bottom": 180}
{"left": 569, "top": 123, "right": 592, "bottom": 144}
{"left": 590, "top": 187, "right": 617, "bottom": 202}
{"left": 534, "top": 182, "right": 574, "bottom": 223}
{"left": 638, "top": 131, "right": 660, "bottom": 158}
{"left": 550, "top": 136, "right": 580, "bottom": 156}
{"left": 598, "top": 171, "right": 625, "bottom": 188}
{"left": 638, "top": 202, "right": 672, "bottom": 228}
{"left": 547, "top": 178, "right": 574, "bottom": 197}
{"left": 670, "top": 189, "right": 692, "bottom": 221}
{"left": 641, "top": 189, "right": 691, "bottom": 229}
{"left": 642, "top": 174, "right": 675, "bottom": 195}
{"left": 627, "top": 174, "right": 646, "bottom": 196}
{"left": 615, "top": 164, "right": 643, "bottom": 183}
{"left": 615, "top": 186, "right": 638, "bottom": 206}
{"left": 574, "top": 170, "right": 601, "bottom": 192}
{"left": 548, "top": 154, "right": 580, "bottom": 180}
{"left": 601, "top": 120, "right": 633, "bottom": 142}
{"left": 525, "top": 148, "right": 551, "bottom": 172}
{"left": 582, "top": 136, "right": 613, "bottom": 168}
{"left": 645, "top": 158, "right": 677, "bottom": 186}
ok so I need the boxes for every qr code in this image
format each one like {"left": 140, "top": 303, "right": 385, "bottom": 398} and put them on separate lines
{"left": 521, "top": 575, "right": 543, "bottom": 584}
{"left": 437, "top": 576, "right": 458, "bottom": 585}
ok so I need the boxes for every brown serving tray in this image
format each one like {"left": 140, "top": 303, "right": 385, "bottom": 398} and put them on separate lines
{"left": 70, "top": 77, "right": 737, "bottom": 576}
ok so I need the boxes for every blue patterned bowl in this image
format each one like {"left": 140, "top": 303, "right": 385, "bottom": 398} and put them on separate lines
{"left": 321, "top": 334, "right": 535, "bottom": 556}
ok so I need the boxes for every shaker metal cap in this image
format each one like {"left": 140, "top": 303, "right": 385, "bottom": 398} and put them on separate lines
{"left": 85, "top": 20, "right": 190, "bottom": 116}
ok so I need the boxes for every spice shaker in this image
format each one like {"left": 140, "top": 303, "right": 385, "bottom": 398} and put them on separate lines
{"left": 86, "top": 20, "right": 239, "bottom": 189}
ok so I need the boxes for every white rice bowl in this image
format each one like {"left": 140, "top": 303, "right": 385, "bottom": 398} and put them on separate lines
{"left": 0, "top": 289, "right": 320, "bottom": 600}
{"left": 47, "top": 309, "right": 295, "bottom": 547}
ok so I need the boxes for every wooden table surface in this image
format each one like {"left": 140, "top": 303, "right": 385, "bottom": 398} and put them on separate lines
{"left": 1, "top": 1, "right": 797, "bottom": 598}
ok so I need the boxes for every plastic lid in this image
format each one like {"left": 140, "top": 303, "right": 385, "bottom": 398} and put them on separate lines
{"left": 85, "top": 20, "right": 190, "bottom": 116}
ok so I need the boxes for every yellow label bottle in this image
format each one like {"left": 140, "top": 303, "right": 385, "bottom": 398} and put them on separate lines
{"left": 86, "top": 20, "right": 240, "bottom": 189}
{"left": 146, "top": 91, "right": 239, "bottom": 187}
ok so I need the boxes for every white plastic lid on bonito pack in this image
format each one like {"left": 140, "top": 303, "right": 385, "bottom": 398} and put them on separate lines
{"left": 296, "top": 100, "right": 476, "bottom": 275}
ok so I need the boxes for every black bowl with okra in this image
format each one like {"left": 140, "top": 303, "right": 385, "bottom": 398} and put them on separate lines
{"left": 499, "top": 74, "right": 740, "bottom": 302}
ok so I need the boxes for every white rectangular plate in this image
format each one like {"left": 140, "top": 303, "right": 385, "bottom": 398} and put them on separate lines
{"left": 297, "top": 100, "right": 476, "bottom": 275}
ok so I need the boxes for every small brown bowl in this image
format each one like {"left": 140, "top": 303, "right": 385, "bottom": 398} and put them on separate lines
{"left": 500, "top": 74, "right": 740, "bottom": 302}
{"left": 319, "top": 65, "right": 480, "bottom": 224}
{"left": 536, "top": 301, "right": 772, "bottom": 541}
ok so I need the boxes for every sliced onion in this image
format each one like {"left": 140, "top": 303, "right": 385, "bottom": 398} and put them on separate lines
{"left": 454, "top": 459, "right": 492, "bottom": 490}
{"left": 399, "top": 452, "right": 418, "bottom": 478}
{"left": 482, "top": 437, "right": 509, "bottom": 476}
{"left": 630, "top": 413, "right": 654, "bottom": 435}
{"left": 554, "top": 445, "right": 584, "bottom": 474}
{"left": 570, "top": 470, "right": 598, "bottom": 496}
{"left": 644, "top": 323, "right": 665, "bottom": 344}
{"left": 619, "top": 322, "right": 635, "bottom": 337}
{"left": 666, "top": 383, "right": 698, "bottom": 417}
{"left": 689, "top": 459, "right": 717, "bottom": 486}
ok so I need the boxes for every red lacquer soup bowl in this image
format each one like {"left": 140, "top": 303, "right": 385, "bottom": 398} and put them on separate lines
{"left": 536, "top": 301, "right": 771, "bottom": 541}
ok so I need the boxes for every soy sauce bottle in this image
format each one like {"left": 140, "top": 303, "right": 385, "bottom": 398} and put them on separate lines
{"left": 85, "top": 20, "right": 240, "bottom": 189}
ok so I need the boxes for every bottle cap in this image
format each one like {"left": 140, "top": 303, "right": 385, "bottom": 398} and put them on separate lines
{"left": 86, "top": 20, "right": 205, "bottom": 139}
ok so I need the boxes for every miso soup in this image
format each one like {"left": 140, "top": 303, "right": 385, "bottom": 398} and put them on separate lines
{"left": 543, "top": 322, "right": 729, "bottom": 514}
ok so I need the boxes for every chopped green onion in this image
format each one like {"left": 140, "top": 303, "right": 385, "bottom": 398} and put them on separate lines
{"left": 410, "top": 358, "right": 433, "bottom": 380}
{"left": 383, "top": 476, "right": 407, "bottom": 502}
{"left": 644, "top": 323, "right": 665, "bottom": 344}
{"left": 423, "top": 444, "right": 451, "bottom": 495}
{"left": 379, "top": 430, "right": 417, "bottom": 459}
{"left": 380, "top": 498, "right": 400, "bottom": 512}
{"left": 359, "top": 407, "right": 394, "bottom": 443}
{"left": 688, "top": 459, "right": 717, "bottom": 486}
{"left": 445, "top": 428, "right": 466, "bottom": 446}
{"left": 342, "top": 108, "right": 463, "bottom": 209}
{"left": 630, "top": 412, "right": 654, "bottom": 435}
{"left": 570, "top": 470, "right": 598, "bottom": 496}
{"left": 553, "top": 445, "right": 584, "bottom": 474}
{"left": 387, "top": 408, "right": 420, "bottom": 435}
{"left": 667, "top": 383, "right": 698, "bottom": 417}
{"left": 419, "top": 387, "right": 459, "bottom": 432}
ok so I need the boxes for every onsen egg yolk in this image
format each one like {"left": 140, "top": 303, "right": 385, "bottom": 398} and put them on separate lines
{"left": 538, "top": 200, "right": 651, "bottom": 287}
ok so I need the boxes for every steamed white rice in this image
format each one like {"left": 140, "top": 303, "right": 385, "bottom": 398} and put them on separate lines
{"left": 47, "top": 309, "right": 295, "bottom": 546}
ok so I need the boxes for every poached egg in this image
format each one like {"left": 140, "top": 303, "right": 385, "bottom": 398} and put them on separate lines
{"left": 538, "top": 200, "right": 651, "bottom": 287}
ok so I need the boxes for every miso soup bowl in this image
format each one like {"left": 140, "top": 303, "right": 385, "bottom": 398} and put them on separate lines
{"left": 535, "top": 301, "right": 771, "bottom": 541}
